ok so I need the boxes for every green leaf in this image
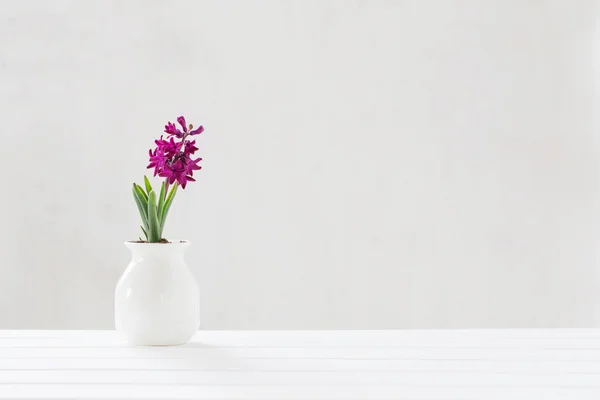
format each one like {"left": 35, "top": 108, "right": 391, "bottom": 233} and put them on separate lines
{"left": 147, "top": 190, "right": 161, "bottom": 242}
{"left": 134, "top": 184, "right": 148, "bottom": 203}
{"left": 140, "top": 225, "right": 148, "bottom": 241}
{"left": 143, "top": 176, "right": 153, "bottom": 195}
{"left": 132, "top": 184, "right": 148, "bottom": 230}
{"left": 160, "top": 183, "right": 178, "bottom": 233}
{"left": 157, "top": 182, "right": 166, "bottom": 224}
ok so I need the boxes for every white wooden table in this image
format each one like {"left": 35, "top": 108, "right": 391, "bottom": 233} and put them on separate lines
{"left": 0, "top": 330, "right": 599, "bottom": 399}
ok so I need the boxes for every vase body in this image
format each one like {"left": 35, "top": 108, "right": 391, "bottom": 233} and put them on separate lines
{"left": 115, "top": 241, "right": 199, "bottom": 345}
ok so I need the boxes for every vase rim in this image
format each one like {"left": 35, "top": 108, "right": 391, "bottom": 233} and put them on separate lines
{"left": 125, "top": 240, "right": 190, "bottom": 245}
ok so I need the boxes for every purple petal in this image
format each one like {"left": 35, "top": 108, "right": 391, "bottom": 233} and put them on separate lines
{"left": 189, "top": 125, "right": 204, "bottom": 135}
{"left": 177, "top": 116, "right": 188, "bottom": 133}
{"left": 191, "top": 158, "right": 202, "bottom": 169}
{"left": 164, "top": 122, "right": 182, "bottom": 136}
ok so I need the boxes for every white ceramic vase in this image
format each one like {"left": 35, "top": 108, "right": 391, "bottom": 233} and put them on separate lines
{"left": 115, "top": 240, "right": 199, "bottom": 346}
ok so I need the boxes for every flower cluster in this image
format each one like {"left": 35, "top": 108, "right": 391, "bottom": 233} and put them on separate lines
{"left": 147, "top": 116, "right": 203, "bottom": 189}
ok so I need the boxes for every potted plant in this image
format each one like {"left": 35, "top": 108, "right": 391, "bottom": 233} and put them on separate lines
{"left": 115, "top": 116, "right": 204, "bottom": 346}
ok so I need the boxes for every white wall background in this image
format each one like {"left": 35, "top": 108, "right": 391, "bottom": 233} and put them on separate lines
{"left": 0, "top": 0, "right": 598, "bottom": 329}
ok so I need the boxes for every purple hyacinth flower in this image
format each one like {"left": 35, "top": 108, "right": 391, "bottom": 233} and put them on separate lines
{"left": 155, "top": 136, "right": 182, "bottom": 158}
{"left": 183, "top": 140, "right": 198, "bottom": 156}
{"left": 147, "top": 148, "right": 168, "bottom": 177}
{"left": 160, "top": 159, "right": 190, "bottom": 188}
{"left": 177, "top": 116, "right": 188, "bottom": 133}
{"left": 158, "top": 164, "right": 177, "bottom": 185}
{"left": 189, "top": 125, "right": 204, "bottom": 135}
{"left": 164, "top": 122, "right": 183, "bottom": 137}
{"left": 185, "top": 157, "right": 202, "bottom": 176}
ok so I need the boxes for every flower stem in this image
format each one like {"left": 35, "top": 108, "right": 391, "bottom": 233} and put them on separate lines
{"left": 163, "top": 179, "right": 169, "bottom": 199}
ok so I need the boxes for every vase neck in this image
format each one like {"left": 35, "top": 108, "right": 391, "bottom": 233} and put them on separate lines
{"left": 125, "top": 241, "right": 190, "bottom": 261}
